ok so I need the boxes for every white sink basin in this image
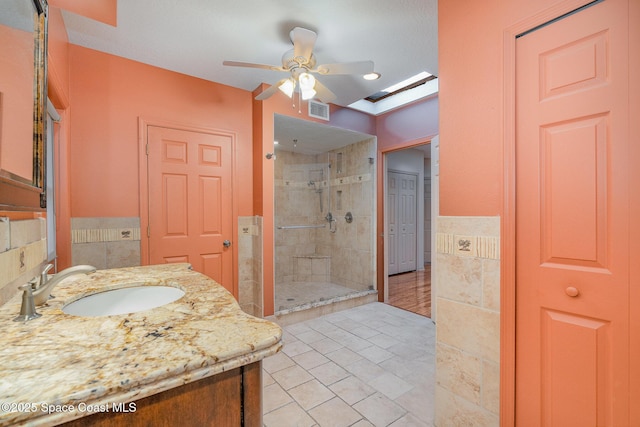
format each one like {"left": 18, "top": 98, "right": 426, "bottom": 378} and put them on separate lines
{"left": 63, "top": 286, "right": 185, "bottom": 317}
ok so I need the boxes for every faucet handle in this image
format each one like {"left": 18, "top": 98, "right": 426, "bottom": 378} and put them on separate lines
{"left": 40, "top": 263, "right": 54, "bottom": 287}
{"left": 13, "top": 280, "right": 42, "bottom": 322}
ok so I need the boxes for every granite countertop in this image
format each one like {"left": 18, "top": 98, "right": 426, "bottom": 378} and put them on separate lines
{"left": 0, "top": 263, "right": 282, "bottom": 426}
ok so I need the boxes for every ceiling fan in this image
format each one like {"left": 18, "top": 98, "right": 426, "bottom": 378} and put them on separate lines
{"left": 223, "top": 27, "right": 375, "bottom": 104}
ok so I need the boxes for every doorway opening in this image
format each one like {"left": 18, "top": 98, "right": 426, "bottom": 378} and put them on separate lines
{"left": 382, "top": 140, "right": 436, "bottom": 318}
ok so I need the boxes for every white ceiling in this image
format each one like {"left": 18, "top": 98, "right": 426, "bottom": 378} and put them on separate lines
{"left": 61, "top": 0, "right": 438, "bottom": 108}
{"left": 273, "top": 114, "right": 431, "bottom": 158}
{"left": 274, "top": 114, "right": 374, "bottom": 155}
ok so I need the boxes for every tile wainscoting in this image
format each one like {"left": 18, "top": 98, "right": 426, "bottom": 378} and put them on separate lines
{"left": 0, "top": 218, "right": 48, "bottom": 306}
{"left": 71, "top": 216, "right": 264, "bottom": 317}
{"left": 434, "top": 216, "right": 500, "bottom": 426}
{"left": 71, "top": 217, "right": 141, "bottom": 269}
{"left": 238, "top": 216, "right": 263, "bottom": 317}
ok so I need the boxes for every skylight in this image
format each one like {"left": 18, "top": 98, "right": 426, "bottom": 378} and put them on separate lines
{"left": 381, "top": 71, "right": 433, "bottom": 93}
{"left": 348, "top": 71, "right": 438, "bottom": 116}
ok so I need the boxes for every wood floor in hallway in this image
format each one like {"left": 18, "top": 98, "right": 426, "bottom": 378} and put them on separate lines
{"left": 388, "top": 265, "right": 431, "bottom": 318}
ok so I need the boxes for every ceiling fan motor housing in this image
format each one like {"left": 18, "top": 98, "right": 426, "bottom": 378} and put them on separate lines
{"left": 282, "top": 49, "right": 316, "bottom": 71}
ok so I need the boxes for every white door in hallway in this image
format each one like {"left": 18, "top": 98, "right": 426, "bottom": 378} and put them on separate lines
{"left": 387, "top": 171, "right": 417, "bottom": 275}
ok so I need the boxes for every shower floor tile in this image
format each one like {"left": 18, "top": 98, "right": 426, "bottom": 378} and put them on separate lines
{"left": 275, "top": 281, "right": 365, "bottom": 312}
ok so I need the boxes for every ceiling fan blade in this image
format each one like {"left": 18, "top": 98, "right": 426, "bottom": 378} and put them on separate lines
{"left": 223, "top": 60, "right": 285, "bottom": 72}
{"left": 255, "top": 79, "right": 289, "bottom": 101}
{"left": 313, "top": 80, "right": 337, "bottom": 104}
{"left": 290, "top": 27, "right": 317, "bottom": 61}
{"left": 314, "top": 60, "right": 375, "bottom": 75}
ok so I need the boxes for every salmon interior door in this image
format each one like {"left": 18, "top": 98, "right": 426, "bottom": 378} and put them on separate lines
{"left": 515, "top": 1, "right": 631, "bottom": 425}
{"left": 147, "top": 125, "right": 234, "bottom": 295}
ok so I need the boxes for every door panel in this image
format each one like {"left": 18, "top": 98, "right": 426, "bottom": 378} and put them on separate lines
{"left": 424, "top": 177, "right": 431, "bottom": 262}
{"left": 541, "top": 310, "right": 611, "bottom": 426}
{"left": 515, "top": 1, "right": 630, "bottom": 425}
{"left": 541, "top": 114, "right": 608, "bottom": 268}
{"left": 388, "top": 174, "right": 398, "bottom": 275}
{"left": 148, "top": 126, "right": 234, "bottom": 294}
{"left": 398, "top": 174, "right": 417, "bottom": 272}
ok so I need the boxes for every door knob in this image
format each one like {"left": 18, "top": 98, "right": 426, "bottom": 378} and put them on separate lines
{"left": 565, "top": 286, "right": 580, "bottom": 297}
{"left": 223, "top": 240, "right": 231, "bottom": 248}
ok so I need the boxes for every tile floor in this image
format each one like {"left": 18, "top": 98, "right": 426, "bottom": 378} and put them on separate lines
{"left": 262, "top": 302, "right": 435, "bottom": 426}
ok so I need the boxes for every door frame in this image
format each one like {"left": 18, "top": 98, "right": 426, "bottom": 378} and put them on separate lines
{"left": 138, "top": 117, "right": 239, "bottom": 296}
{"left": 377, "top": 136, "right": 435, "bottom": 303}
{"left": 502, "top": 1, "right": 610, "bottom": 424}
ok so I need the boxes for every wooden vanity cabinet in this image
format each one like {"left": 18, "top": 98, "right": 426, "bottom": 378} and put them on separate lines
{"left": 60, "top": 361, "right": 262, "bottom": 427}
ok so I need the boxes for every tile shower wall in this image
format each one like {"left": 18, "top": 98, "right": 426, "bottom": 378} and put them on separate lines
{"left": 274, "top": 138, "right": 376, "bottom": 292}
{"left": 274, "top": 151, "right": 323, "bottom": 285}
{"left": 434, "top": 216, "right": 500, "bottom": 426}
{"left": 71, "top": 217, "right": 141, "bottom": 269}
{"left": 238, "top": 215, "right": 263, "bottom": 317}
{"left": 0, "top": 217, "right": 48, "bottom": 306}
{"left": 316, "top": 139, "right": 376, "bottom": 291}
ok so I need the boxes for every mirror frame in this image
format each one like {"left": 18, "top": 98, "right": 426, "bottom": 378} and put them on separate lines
{"left": 0, "top": 0, "right": 48, "bottom": 211}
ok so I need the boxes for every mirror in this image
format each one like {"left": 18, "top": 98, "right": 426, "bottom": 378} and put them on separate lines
{"left": 0, "top": 0, "right": 48, "bottom": 210}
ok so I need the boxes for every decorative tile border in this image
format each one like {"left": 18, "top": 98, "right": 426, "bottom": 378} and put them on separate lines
{"left": 436, "top": 233, "right": 500, "bottom": 259}
{"left": 72, "top": 228, "right": 141, "bottom": 244}
{"left": 275, "top": 173, "right": 372, "bottom": 188}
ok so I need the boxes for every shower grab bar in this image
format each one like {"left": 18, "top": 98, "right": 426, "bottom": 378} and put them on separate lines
{"left": 277, "top": 225, "right": 326, "bottom": 230}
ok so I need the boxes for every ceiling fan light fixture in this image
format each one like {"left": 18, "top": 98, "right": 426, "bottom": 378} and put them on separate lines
{"left": 301, "top": 87, "right": 317, "bottom": 100}
{"left": 278, "top": 78, "right": 295, "bottom": 98}
{"left": 298, "top": 72, "right": 316, "bottom": 91}
{"left": 298, "top": 72, "right": 317, "bottom": 100}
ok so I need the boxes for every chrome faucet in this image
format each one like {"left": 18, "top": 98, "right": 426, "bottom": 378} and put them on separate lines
{"left": 33, "top": 264, "right": 97, "bottom": 306}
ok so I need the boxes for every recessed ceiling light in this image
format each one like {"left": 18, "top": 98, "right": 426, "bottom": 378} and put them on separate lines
{"left": 363, "top": 72, "right": 381, "bottom": 81}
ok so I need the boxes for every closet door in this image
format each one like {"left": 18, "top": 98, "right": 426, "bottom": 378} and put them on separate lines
{"left": 515, "top": 1, "right": 632, "bottom": 424}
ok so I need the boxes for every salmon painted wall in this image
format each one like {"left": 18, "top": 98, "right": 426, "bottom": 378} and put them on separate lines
{"left": 49, "top": 0, "right": 117, "bottom": 27}
{"left": 438, "top": 0, "right": 593, "bottom": 216}
{"left": 68, "top": 45, "right": 253, "bottom": 219}
{"left": 48, "top": 7, "right": 70, "bottom": 107}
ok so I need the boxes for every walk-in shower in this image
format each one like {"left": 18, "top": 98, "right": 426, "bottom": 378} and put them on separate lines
{"left": 273, "top": 116, "right": 377, "bottom": 313}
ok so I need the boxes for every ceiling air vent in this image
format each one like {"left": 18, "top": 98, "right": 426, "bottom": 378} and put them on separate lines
{"left": 308, "top": 100, "right": 330, "bottom": 121}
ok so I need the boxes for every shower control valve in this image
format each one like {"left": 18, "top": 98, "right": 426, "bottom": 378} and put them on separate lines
{"left": 345, "top": 212, "right": 353, "bottom": 223}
